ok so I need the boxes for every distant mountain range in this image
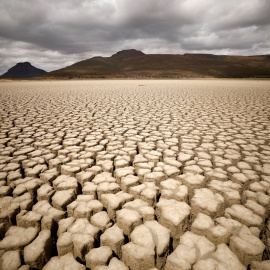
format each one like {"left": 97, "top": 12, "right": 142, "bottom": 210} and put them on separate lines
{"left": 40, "top": 49, "right": 270, "bottom": 79}
{"left": 0, "top": 62, "right": 47, "bottom": 79}
{"left": 1, "top": 50, "right": 270, "bottom": 79}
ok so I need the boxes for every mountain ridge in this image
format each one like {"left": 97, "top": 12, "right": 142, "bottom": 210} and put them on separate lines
{"left": 40, "top": 49, "right": 270, "bottom": 79}
{"left": 4, "top": 50, "right": 269, "bottom": 79}
{"left": 0, "top": 62, "right": 47, "bottom": 79}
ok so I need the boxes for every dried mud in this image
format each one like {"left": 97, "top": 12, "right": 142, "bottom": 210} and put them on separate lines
{"left": 0, "top": 79, "right": 270, "bottom": 270}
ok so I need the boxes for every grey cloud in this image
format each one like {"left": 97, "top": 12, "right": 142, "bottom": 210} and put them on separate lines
{"left": 0, "top": 0, "right": 269, "bottom": 73}
{"left": 208, "top": 0, "right": 270, "bottom": 30}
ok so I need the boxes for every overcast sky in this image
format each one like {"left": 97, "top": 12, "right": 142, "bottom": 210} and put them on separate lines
{"left": 0, "top": 0, "right": 270, "bottom": 74}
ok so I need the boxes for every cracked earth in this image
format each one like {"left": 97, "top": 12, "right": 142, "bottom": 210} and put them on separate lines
{"left": 0, "top": 79, "right": 270, "bottom": 270}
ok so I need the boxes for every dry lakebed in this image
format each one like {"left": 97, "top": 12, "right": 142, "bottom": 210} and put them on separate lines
{"left": 0, "top": 79, "right": 270, "bottom": 270}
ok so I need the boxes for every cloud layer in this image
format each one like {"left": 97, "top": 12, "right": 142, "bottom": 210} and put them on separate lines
{"left": 0, "top": 0, "right": 269, "bottom": 73}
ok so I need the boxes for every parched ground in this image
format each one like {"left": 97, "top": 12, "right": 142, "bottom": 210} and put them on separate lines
{"left": 0, "top": 79, "right": 270, "bottom": 270}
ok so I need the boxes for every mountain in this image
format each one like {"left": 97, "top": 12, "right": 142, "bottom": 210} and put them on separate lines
{"left": 40, "top": 49, "right": 270, "bottom": 79}
{"left": 111, "top": 49, "right": 145, "bottom": 58}
{"left": 0, "top": 62, "right": 47, "bottom": 79}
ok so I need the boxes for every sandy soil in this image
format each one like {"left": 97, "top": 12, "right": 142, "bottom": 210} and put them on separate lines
{"left": 0, "top": 79, "right": 270, "bottom": 270}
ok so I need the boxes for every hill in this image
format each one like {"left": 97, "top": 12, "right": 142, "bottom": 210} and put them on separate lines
{"left": 40, "top": 49, "right": 270, "bottom": 79}
{"left": 0, "top": 62, "right": 47, "bottom": 79}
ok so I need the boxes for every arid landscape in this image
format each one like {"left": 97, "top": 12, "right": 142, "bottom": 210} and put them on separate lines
{"left": 0, "top": 79, "right": 270, "bottom": 269}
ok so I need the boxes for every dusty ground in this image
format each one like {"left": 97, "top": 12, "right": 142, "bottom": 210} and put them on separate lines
{"left": 0, "top": 79, "right": 270, "bottom": 270}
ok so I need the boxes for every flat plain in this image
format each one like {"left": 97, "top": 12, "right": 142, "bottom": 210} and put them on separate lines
{"left": 0, "top": 79, "right": 270, "bottom": 270}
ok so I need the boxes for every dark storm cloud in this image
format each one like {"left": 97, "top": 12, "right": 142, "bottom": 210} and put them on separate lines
{"left": 0, "top": 0, "right": 269, "bottom": 73}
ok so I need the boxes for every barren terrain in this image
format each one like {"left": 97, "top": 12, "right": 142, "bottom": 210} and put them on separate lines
{"left": 0, "top": 79, "right": 270, "bottom": 270}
